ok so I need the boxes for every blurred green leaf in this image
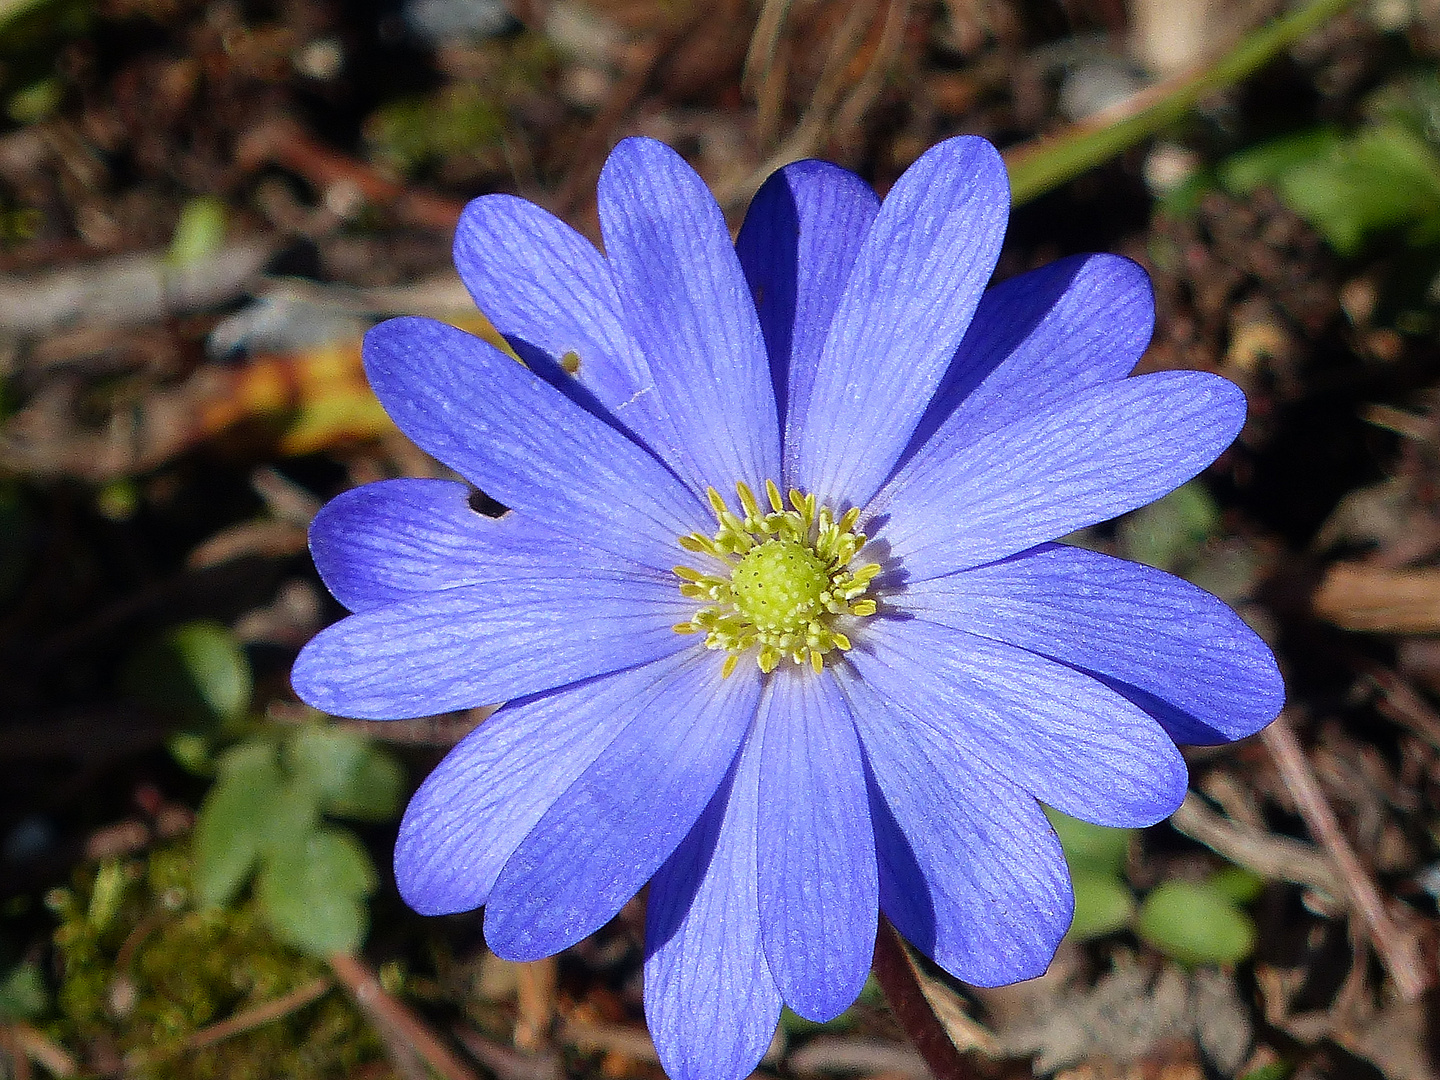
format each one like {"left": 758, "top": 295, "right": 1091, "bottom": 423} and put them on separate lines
{"left": 1044, "top": 806, "right": 1133, "bottom": 876}
{"left": 285, "top": 726, "right": 404, "bottom": 822}
{"left": 0, "top": 961, "right": 48, "bottom": 1020}
{"left": 168, "top": 195, "right": 228, "bottom": 266}
{"left": 1136, "top": 880, "right": 1256, "bottom": 965}
{"left": 5, "top": 74, "right": 58, "bottom": 122}
{"left": 87, "top": 860, "right": 127, "bottom": 932}
{"left": 1067, "top": 872, "right": 1137, "bottom": 941}
{"left": 364, "top": 82, "right": 504, "bottom": 173}
{"left": 123, "top": 620, "right": 252, "bottom": 729}
{"left": 1116, "top": 482, "right": 1220, "bottom": 573}
{"left": 1207, "top": 865, "right": 1267, "bottom": 905}
{"left": 1222, "top": 123, "right": 1440, "bottom": 255}
{"left": 256, "top": 828, "right": 377, "bottom": 957}
{"left": 193, "top": 742, "right": 285, "bottom": 908}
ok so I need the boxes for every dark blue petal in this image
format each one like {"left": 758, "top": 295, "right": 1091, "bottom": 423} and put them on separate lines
{"left": 871, "top": 371, "right": 1247, "bottom": 581}
{"left": 734, "top": 159, "right": 878, "bottom": 452}
{"left": 848, "top": 618, "right": 1188, "bottom": 827}
{"left": 645, "top": 722, "right": 781, "bottom": 1080}
{"left": 290, "top": 572, "right": 692, "bottom": 720}
{"left": 598, "top": 137, "right": 781, "bottom": 494}
{"left": 756, "top": 670, "right": 877, "bottom": 1022}
{"left": 900, "top": 253, "right": 1154, "bottom": 467}
{"left": 484, "top": 658, "right": 761, "bottom": 960}
{"left": 394, "top": 656, "right": 696, "bottom": 914}
{"left": 452, "top": 194, "right": 675, "bottom": 453}
{"left": 361, "top": 316, "right": 707, "bottom": 571}
{"left": 904, "top": 544, "right": 1283, "bottom": 743}
{"left": 836, "top": 666, "right": 1072, "bottom": 986}
{"left": 309, "top": 478, "right": 661, "bottom": 612}
{"left": 786, "top": 136, "right": 1008, "bottom": 508}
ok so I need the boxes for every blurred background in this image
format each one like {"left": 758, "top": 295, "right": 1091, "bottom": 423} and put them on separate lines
{"left": 3, "top": 0, "right": 1440, "bottom": 1076}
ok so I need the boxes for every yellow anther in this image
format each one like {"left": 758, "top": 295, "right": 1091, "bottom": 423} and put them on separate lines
{"left": 674, "top": 483, "right": 880, "bottom": 676}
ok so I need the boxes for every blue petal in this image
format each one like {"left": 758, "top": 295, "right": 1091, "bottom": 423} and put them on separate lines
{"left": 734, "top": 159, "right": 879, "bottom": 447}
{"left": 872, "top": 371, "right": 1247, "bottom": 582}
{"left": 756, "top": 669, "right": 877, "bottom": 1022}
{"left": 394, "top": 656, "right": 696, "bottom": 915}
{"left": 598, "top": 137, "right": 781, "bottom": 494}
{"left": 290, "top": 571, "right": 692, "bottom": 720}
{"left": 645, "top": 720, "right": 781, "bottom": 1080}
{"left": 786, "top": 136, "right": 1009, "bottom": 508}
{"left": 484, "top": 658, "right": 761, "bottom": 961}
{"left": 904, "top": 544, "right": 1283, "bottom": 743}
{"left": 901, "top": 254, "right": 1154, "bottom": 464}
{"left": 451, "top": 194, "right": 674, "bottom": 454}
{"left": 848, "top": 618, "right": 1188, "bottom": 827}
{"left": 835, "top": 666, "right": 1072, "bottom": 986}
{"left": 310, "top": 478, "right": 660, "bottom": 612}
{"left": 362, "top": 316, "right": 707, "bottom": 571}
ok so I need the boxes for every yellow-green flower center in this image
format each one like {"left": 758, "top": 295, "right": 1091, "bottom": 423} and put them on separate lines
{"left": 672, "top": 480, "right": 880, "bottom": 676}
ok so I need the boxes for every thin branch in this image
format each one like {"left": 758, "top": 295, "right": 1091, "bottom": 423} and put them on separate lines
{"left": 1261, "top": 714, "right": 1430, "bottom": 1002}
{"left": 1170, "top": 791, "right": 1342, "bottom": 899}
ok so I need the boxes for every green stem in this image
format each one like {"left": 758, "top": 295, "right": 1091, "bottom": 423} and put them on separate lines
{"left": 1004, "top": 0, "right": 1359, "bottom": 205}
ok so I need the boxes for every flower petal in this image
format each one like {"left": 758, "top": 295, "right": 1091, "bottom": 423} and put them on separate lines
{"left": 393, "top": 656, "right": 693, "bottom": 915}
{"left": 872, "top": 371, "right": 1247, "bottom": 581}
{"left": 734, "top": 159, "right": 879, "bottom": 445}
{"left": 309, "top": 478, "right": 659, "bottom": 612}
{"left": 904, "top": 544, "right": 1283, "bottom": 743}
{"left": 484, "top": 658, "right": 761, "bottom": 961}
{"left": 757, "top": 669, "right": 877, "bottom": 1022}
{"left": 836, "top": 666, "right": 1072, "bottom": 986}
{"left": 645, "top": 720, "right": 782, "bottom": 1080}
{"left": 452, "top": 194, "right": 673, "bottom": 452}
{"left": 902, "top": 253, "right": 1154, "bottom": 463}
{"left": 786, "top": 135, "right": 1009, "bottom": 507}
{"left": 598, "top": 137, "right": 781, "bottom": 493}
{"left": 362, "top": 316, "right": 706, "bottom": 571}
{"left": 848, "top": 617, "right": 1188, "bottom": 826}
{"left": 291, "top": 571, "right": 692, "bottom": 720}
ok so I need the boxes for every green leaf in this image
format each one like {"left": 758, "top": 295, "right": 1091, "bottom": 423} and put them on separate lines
{"left": 123, "top": 621, "right": 252, "bottom": 729}
{"left": 1207, "top": 865, "right": 1266, "bottom": 905}
{"left": 285, "top": 726, "right": 404, "bottom": 821}
{"left": 1067, "top": 872, "right": 1137, "bottom": 941}
{"left": 1223, "top": 123, "right": 1440, "bottom": 255}
{"left": 256, "top": 827, "right": 377, "bottom": 957}
{"left": 1044, "top": 806, "right": 1133, "bottom": 876}
{"left": 168, "top": 195, "right": 228, "bottom": 266}
{"left": 0, "top": 962, "right": 47, "bottom": 1021}
{"left": 1136, "top": 880, "right": 1256, "bottom": 965}
{"left": 192, "top": 741, "right": 284, "bottom": 908}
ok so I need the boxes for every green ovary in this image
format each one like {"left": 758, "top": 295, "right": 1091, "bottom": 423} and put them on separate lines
{"left": 672, "top": 481, "right": 880, "bottom": 676}
{"left": 731, "top": 541, "right": 830, "bottom": 635}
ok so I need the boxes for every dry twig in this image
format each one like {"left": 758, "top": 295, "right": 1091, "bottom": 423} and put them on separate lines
{"left": 1261, "top": 714, "right": 1430, "bottom": 1002}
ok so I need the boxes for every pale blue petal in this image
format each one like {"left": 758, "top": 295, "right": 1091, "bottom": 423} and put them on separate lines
{"left": 309, "top": 478, "right": 658, "bottom": 612}
{"left": 451, "top": 194, "right": 674, "bottom": 452}
{"left": 848, "top": 618, "right": 1188, "bottom": 826}
{"left": 484, "top": 658, "right": 761, "bottom": 960}
{"left": 904, "top": 544, "right": 1283, "bottom": 743}
{"left": 901, "top": 254, "right": 1154, "bottom": 463}
{"left": 786, "top": 136, "right": 1009, "bottom": 507}
{"left": 290, "top": 571, "right": 691, "bottom": 720}
{"left": 835, "top": 666, "right": 1072, "bottom": 986}
{"left": 734, "top": 159, "right": 879, "bottom": 446}
{"left": 756, "top": 669, "right": 877, "bottom": 1022}
{"left": 645, "top": 720, "right": 781, "bottom": 1080}
{"left": 394, "top": 656, "right": 695, "bottom": 914}
{"left": 362, "top": 316, "right": 707, "bottom": 571}
{"left": 598, "top": 137, "right": 781, "bottom": 494}
{"left": 872, "top": 371, "right": 1247, "bottom": 581}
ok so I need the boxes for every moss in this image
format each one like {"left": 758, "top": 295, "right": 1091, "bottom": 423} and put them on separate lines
{"left": 48, "top": 844, "right": 394, "bottom": 1080}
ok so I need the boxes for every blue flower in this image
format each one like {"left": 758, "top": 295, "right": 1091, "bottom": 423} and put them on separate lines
{"left": 292, "top": 135, "right": 1283, "bottom": 1080}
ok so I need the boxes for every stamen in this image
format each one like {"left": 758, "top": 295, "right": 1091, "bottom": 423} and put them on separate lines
{"left": 672, "top": 482, "right": 881, "bottom": 676}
